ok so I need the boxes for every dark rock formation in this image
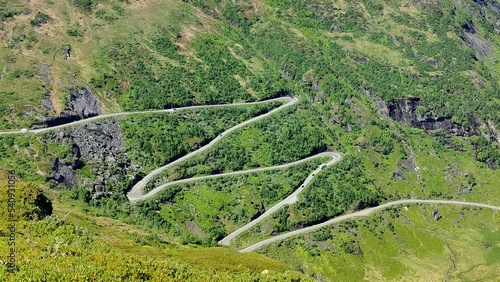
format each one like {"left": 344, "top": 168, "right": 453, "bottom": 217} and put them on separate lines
{"left": 41, "top": 85, "right": 55, "bottom": 113}
{"left": 461, "top": 22, "right": 492, "bottom": 57}
{"left": 361, "top": 89, "right": 390, "bottom": 118}
{"left": 492, "top": 2, "right": 500, "bottom": 13}
{"left": 354, "top": 57, "right": 368, "bottom": 63}
{"left": 487, "top": 121, "right": 500, "bottom": 143}
{"left": 71, "top": 119, "right": 124, "bottom": 167}
{"left": 427, "top": 59, "right": 440, "bottom": 66}
{"left": 330, "top": 24, "right": 343, "bottom": 31}
{"left": 50, "top": 158, "right": 79, "bottom": 188}
{"left": 45, "top": 87, "right": 102, "bottom": 127}
{"left": 392, "top": 158, "right": 415, "bottom": 180}
{"left": 68, "top": 87, "right": 101, "bottom": 118}
{"left": 30, "top": 12, "right": 49, "bottom": 27}
{"left": 251, "top": 202, "right": 266, "bottom": 220}
{"left": 63, "top": 46, "right": 71, "bottom": 60}
{"left": 472, "top": 0, "right": 500, "bottom": 12}
{"left": 388, "top": 98, "right": 473, "bottom": 136}
{"left": 473, "top": 0, "right": 487, "bottom": 7}
{"left": 47, "top": 118, "right": 141, "bottom": 196}
{"left": 431, "top": 210, "right": 442, "bottom": 221}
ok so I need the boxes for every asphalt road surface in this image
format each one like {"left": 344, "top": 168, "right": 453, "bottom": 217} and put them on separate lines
{"left": 0, "top": 97, "right": 293, "bottom": 135}
{"left": 127, "top": 97, "right": 298, "bottom": 201}
{"left": 218, "top": 152, "right": 341, "bottom": 246}
{"left": 240, "top": 199, "right": 500, "bottom": 252}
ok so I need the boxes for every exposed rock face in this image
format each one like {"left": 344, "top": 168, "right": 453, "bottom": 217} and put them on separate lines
{"left": 48, "top": 118, "right": 141, "bottom": 196}
{"left": 473, "top": 0, "right": 488, "bottom": 7}
{"left": 45, "top": 87, "right": 102, "bottom": 127}
{"left": 31, "top": 12, "right": 49, "bottom": 27}
{"left": 388, "top": 98, "right": 473, "bottom": 136}
{"left": 71, "top": 119, "right": 125, "bottom": 166}
{"left": 50, "top": 158, "right": 79, "bottom": 188}
{"left": 69, "top": 87, "right": 102, "bottom": 118}
{"left": 487, "top": 121, "right": 500, "bottom": 143}
{"left": 461, "top": 22, "right": 492, "bottom": 57}
{"left": 41, "top": 85, "right": 55, "bottom": 113}
{"left": 392, "top": 158, "right": 415, "bottom": 180}
{"left": 471, "top": 0, "right": 500, "bottom": 20}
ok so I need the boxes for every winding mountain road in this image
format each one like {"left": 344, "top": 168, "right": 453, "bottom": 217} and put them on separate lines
{"left": 240, "top": 199, "right": 500, "bottom": 253}
{"left": 127, "top": 96, "right": 298, "bottom": 201}
{"left": 132, "top": 152, "right": 340, "bottom": 201}
{"left": 218, "top": 152, "right": 341, "bottom": 246}
{"left": 4, "top": 94, "right": 498, "bottom": 257}
{"left": 0, "top": 97, "right": 294, "bottom": 135}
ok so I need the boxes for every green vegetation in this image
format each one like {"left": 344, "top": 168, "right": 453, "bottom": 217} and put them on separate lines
{"left": 148, "top": 106, "right": 326, "bottom": 189}
{"left": 148, "top": 159, "right": 324, "bottom": 245}
{"left": 1, "top": 0, "right": 499, "bottom": 280}
{"left": 0, "top": 182, "right": 308, "bottom": 281}
{"left": 260, "top": 204, "right": 500, "bottom": 281}
{"left": 0, "top": 134, "right": 70, "bottom": 181}
{"left": 30, "top": 12, "right": 49, "bottom": 27}
{"left": 293, "top": 156, "right": 381, "bottom": 225}
{"left": 69, "top": 0, "right": 99, "bottom": 12}
{"left": 0, "top": 0, "right": 27, "bottom": 19}
{"left": 90, "top": 34, "right": 265, "bottom": 110}
{"left": 121, "top": 101, "right": 282, "bottom": 171}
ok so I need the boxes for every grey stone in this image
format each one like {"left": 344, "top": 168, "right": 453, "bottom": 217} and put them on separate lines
{"left": 50, "top": 158, "right": 78, "bottom": 188}
{"left": 47, "top": 118, "right": 142, "bottom": 197}
{"left": 387, "top": 98, "right": 475, "bottom": 137}
{"left": 431, "top": 210, "right": 442, "bottom": 221}
{"left": 44, "top": 87, "right": 102, "bottom": 127}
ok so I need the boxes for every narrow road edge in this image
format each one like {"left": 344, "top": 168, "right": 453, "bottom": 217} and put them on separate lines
{"left": 240, "top": 200, "right": 500, "bottom": 252}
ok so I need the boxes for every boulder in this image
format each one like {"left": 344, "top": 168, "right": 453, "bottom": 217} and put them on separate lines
{"left": 431, "top": 210, "right": 442, "bottom": 221}
{"left": 47, "top": 118, "right": 142, "bottom": 196}
{"left": 49, "top": 158, "right": 78, "bottom": 188}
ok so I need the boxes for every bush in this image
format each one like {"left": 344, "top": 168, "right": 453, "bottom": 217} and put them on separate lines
{"left": 30, "top": 12, "right": 49, "bottom": 26}
{"left": 70, "top": 0, "right": 98, "bottom": 12}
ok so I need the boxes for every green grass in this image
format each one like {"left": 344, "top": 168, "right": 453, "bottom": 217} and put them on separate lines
{"left": 1, "top": 0, "right": 499, "bottom": 280}
{"left": 148, "top": 158, "right": 325, "bottom": 242}
{"left": 0, "top": 182, "right": 310, "bottom": 281}
{"left": 260, "top": 204, "right": 500, "bottom": 281}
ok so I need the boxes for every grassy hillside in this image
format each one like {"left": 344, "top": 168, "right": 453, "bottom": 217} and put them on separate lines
{"left": 260, "top": 204, "right": 500, "bottom": 281}
{"left": 0, "top": 181, "right": 309, "bottom": 281}
{"left": 0, "top": 0, "right": 499, "bottom": 280}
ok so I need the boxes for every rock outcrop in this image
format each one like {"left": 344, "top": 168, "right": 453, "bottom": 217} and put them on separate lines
{"left": 48, "top": 118, "right": 141, "bottom": 197}
{"left": 431, "top": 210, "right": 442, "bottom": 221}
{"left": 460, "top": 21, "right": 492, "bottom": 57}
{"left": 387, "top": 98, "right": 474, "bottom": 136}
{"left": 44, "top": 87, "right": 102, "bottom": 127}
{"left": 30, "top": 12, "right": 49, "bottom": 27}
{"left": 50, "top": 157, "right": 80, "bottom": 188}
{"left": 41, "top": 85, "right": 55, "bottom": 113}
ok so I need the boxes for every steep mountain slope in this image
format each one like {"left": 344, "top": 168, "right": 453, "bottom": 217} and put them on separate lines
{"left": 0, "top": 0, "right": 499, "bottom": 280}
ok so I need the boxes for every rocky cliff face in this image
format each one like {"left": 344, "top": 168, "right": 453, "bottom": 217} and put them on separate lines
{"left": 50, "top": 157, "right": 80, "bottom": 188}
{"left": 43, "top": 87, "right": 102, "bottom": 127}
{"left": 48, "top": 118, "right": 141, "bottom": 198}
{"left": 461, "top": 22, "right": 492, "bottom": 57}
{"left": 387, "top": 98, "right": 474, "bottom": 136}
